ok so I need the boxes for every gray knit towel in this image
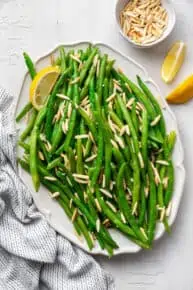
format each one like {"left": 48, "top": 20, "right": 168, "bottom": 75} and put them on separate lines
{"left": 0, "top": 87, "right": 115, "bottom": 290}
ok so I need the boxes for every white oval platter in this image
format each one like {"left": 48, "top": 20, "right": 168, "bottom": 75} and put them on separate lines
{"left": 15, "top": 42, "right": 185, "bottom": 256}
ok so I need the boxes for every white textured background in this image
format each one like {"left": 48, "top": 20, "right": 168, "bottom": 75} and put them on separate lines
{"left": 0, "top": 0, "right": 193, "bottom": 289}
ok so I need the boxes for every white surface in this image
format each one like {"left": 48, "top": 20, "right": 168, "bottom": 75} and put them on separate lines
{"left": 0, "top": 0, "right": 192, "bottom": 289}
{"left": 16, "top": 42, "right": 185, "bottom": 256}
{"left": 115, "top": 0, "right": 176, "bottom": 48}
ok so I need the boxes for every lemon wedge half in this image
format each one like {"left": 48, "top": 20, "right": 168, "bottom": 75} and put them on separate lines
{"left": 30, "top": 66, "right": 60, "bottom": 110}
{"left": 161, "top": 41, "right": 186, "bottom": 84}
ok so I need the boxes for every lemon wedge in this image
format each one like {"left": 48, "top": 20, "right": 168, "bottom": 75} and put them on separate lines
{"left": 166, "top": 74, "right": 193, "bottom": 104}
{"left": 161, "top": 41, "right": 186, "bottom": 84}
{"left": 30, "top": 66, "right": 60, "bottom": 110}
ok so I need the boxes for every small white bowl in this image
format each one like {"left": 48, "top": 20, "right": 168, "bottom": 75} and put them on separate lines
{"left": 115, "top": 0, "right": 176, "bottom": 48}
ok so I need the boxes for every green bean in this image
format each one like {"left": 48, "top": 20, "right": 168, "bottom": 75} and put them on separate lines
{"left": 80, "top": 47, "right": 98, "bottom": 86}
{"left": 141, "top": 108, "right": 148, "bottom": 169}
{"left": 68, "top": 147, "right": 76, "bottom": 173}
{"left": 55, "top": 62, "right": 80, "bottom": 154}
{"left": 23, "top": 52, "right": 37, "bottom": 79}
{"left": 116, "top": 163, "right": 148, "bottom": 243}
{"left": 76, "top": 122, "right": 84, "bottom": 174}
{"left": 164, "top": 131, "right": 176, "bottom": 159}
{"left": 59, "top": 47, "right": 66, "bottom": 72}
{"left": 18, "top": 141, "right": 30, "bottom": 152}
{"left": 104, "top": 143, "right": 112, "bottom": 188}
{"left": 112, "top": 147, "right": 124, "bottom": 165}
{"left": 103, "top": 78, "right": 109, "bottom": 113}
{"left": 96, "top": 189, "right": 149, "bottom": 249}
{"left": 114, "top": 99, "right": 123, "bottom": 120}
{"left": 16, "top": 53, "right": 37, "bottom": 122}
{"left": 76, "top": 107, "right": 97, "bottom": 138}
{"left": 80, "top": 54, "right": 98, "bottom": 98}
{"left": 129, "top": 141, "right": 141, "bottom": 212}
{"left": 164, "top": 162, "right": 174, "bottom": 206}
{"left": 88, "top": 77, "right": 96, "bottom": 111}
{"left": 138, "top": 185, "right": 147, "bottom": 227}
{"left": 55, "top": 56, "right": 61, "bottom": 66}
{"left": 84, "top": 140, "right": 92, "bottom": 160}
{"left": 45, "top": 66, "right": 71, "bottom": 141}
{"left": 137, "top": 76, "right": 166, "bottom": 137}
{"left": 20, "top": 109, "right": 38, "bottom": 141}
{"left": 109, "top": 77, "right": 114, "bottom": 96}
{"left": 131, "top": 101, "right": 139, "bottom": 135}
{"left": 97, "top": 54, "right": 107, "bottom": 102}
{"left": 16, "top": 103, "right": 33, "bottom": 123}
{"left": 47, "top": 157, "right": 62, "bottom": 170}
{"left": 50, "top": 85, "right": 73, "bottom": 153}
{"left": 37, "top": 137, "right": 49, "bottom": 164}
{"left": 30, "top": 107, "right": 47, "bottom": 191}
{"left": 82, "top": 45, "right": 92, "bottom": 62}
{"left": 148, "top": 140, "right": 160, "bottom": 150}
{"left": 149, "top": 128, "right": 163, "bottom": 145}
{"left": 117, "top": 95, "right": 139, "bottom": 154}
{"left": 109, "top": 110, "right": 123, "bottom": 128}
{"left": 106, "top": 60, "right": 115, "bottom": 78}
{"left": 147, "top": 162, "right": 157, "bottom": 243}
{"left": 90, "top": 129, "right": 103, "bottom": 188}
{"left": 30, "top": 128, "right": 39, "bottom": 191}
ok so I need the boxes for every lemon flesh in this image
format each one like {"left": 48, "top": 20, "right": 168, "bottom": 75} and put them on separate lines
{"left": 30, "top": 66, "right": 60, "bottom": 110}
{"left": 161, "top": 42, "right": 186, "bottom": 84}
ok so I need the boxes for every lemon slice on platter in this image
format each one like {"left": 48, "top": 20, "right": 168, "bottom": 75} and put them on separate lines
{"left": 30, "top": 66, "right": 60, "bottom": 110}
{"left": 161, "top": 41, "right": 186, "bottom": 84}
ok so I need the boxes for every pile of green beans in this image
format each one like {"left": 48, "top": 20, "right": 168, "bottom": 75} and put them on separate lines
{"left": 16, "top": 46, "right": 176, "bottom": 256}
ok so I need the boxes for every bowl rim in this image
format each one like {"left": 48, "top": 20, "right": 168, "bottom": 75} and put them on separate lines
{"left": 115, "top": 0, "right": 176, "bottom": 48}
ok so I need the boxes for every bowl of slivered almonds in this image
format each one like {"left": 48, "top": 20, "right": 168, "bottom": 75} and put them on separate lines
{"left": 115, "top": 0, "right": 176, "bottom": 48}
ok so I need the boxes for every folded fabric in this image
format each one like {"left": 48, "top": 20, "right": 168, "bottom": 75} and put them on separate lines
{"left": 0, "top": 87, "right": 115, "bottom": 290}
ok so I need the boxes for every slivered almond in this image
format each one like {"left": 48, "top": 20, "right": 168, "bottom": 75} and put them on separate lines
{"left": 114, "top": 134, "right": 125, "bottom": 149}
{"left": 126, "top": 97, "right": 135, "bottom": 108}
{"left": 56, "top": 94, "right": 70, "bottom": 101}
{"left": 120, "top": 0, "right": 168, "bottom": 45}
{"left": 106, "top": 93, "right": 116, "bottom": 103}
{"left": 132, "top": 202, "right": 138, "bottom": 215}
{"left": 151, "top": 162, "right": 161, "bottom": 185}
{"left": 120, "top": 213, "right": 127, "bottom": 224}
{"left": 44, "top": 176, "right": 57, "bottom": 181}
{"left": 75, "top": 134, "right": 89, "bottom": 139}
{"left": 70, "top": 77, "right": 80, "bottom": 85}
{"left": 85, "top": 154, "right": 97, "bottom": 163}
{"left": 110, "top": 139, "right": 119, "bottom": 149}
{"left": 96, "top": 219, "right": 101, "bottom": 233}
{"left": 166, "top": 201, "right": 172, "bottom": 217}
{"left": 95, "top": 198, "right": 102, "bottom": 212}
{"left": 156, "top": 160, "right": 169, "bottom": 166}
{"left": 70, "top": 54, "right": 82, "bottom": 64}
{"left": 100, "top": 188, "right": 113, "bottom": 199}
{"left": 38, "top": 151, "right": 44, "bottom": 161}
{"left": 106, "top": 201, "right": 117, "bottom": 213}
{"left": 51, "top": 192, "right": 60, "bottom": 199}
{"left": 71, "top": 208, "right": 78, "bottom": 222}
{"left": 72, "top": 174, "right": 89, "bottom": 180}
